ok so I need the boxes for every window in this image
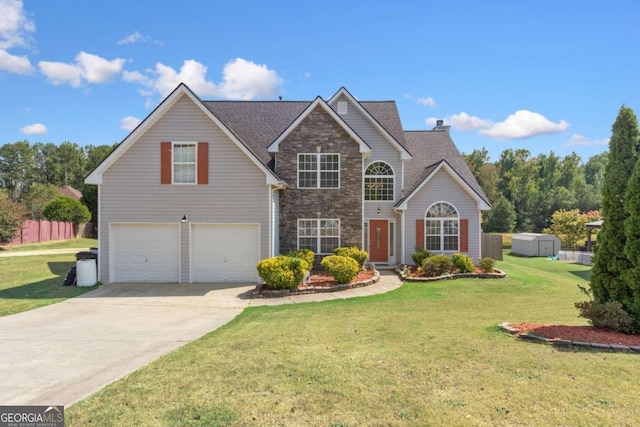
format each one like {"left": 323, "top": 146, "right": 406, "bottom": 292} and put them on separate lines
{"left": 298, "top": 154, "right": 339, "bottom": 188}
{"left": 173, "top": 143, "right": 196, "bottom": 184}
{"left": 298, "top": 219, "right": 340, "bottom": 254}
{"left": 424, "top": 202, "right": 459, "bottom": 252}
{"left": 364, "top": 161, "right": 394, "bottom": 201}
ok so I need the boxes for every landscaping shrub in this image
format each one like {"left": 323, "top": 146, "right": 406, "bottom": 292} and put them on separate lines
{"left": 451, "top": 253, "right": 475, "bottom": 273}
{"left": 478, "top": 257, "right": 495, "bottom": 273}
{"left": 321, "top": 255, "right": 360, "bottom": 284}
{"left": 287, "top": 249, "right": 315, "bottom": 271}
{"left": 421, "top": 255, "right": 452, "bottom": 277}
{"left": 256, "top": 256, "right": 305, "bottom": 290}
{"left": 333, "top": 247, "right": 368, "bottom": 268}
{"left": 411, "top": 248, "right": 433, "bottom": 266}
{"left": 575, "top": 299, "right": 635, "bottom": 334}
{"left": 575, "top": 284, "right": 636, "bottom": 334}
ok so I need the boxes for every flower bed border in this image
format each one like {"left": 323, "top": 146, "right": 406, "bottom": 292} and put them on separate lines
{"left": 498, "top": 322, "right": 640, "bottom": 354}
{"left": 252, "top": 269, "right": 381, "bottom": 298}
{"left": 396, "top": 266, "right": 506, "bottom": 282}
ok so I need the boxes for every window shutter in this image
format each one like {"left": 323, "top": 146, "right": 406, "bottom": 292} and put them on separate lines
{"left": 160, "top": 142, "right": 172, "bottom": 184}
{"left": 416, "top": 219, "right": 424, "bottom": 249}
{"left": 460, "top": 219, "right": 469, "bottom": 252}
{"left": 197, "top": 142, "right": 208, "bottom": 185}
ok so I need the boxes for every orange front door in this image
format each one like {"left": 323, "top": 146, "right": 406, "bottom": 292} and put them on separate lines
{"left": 369, "top": 220, "right": 388, "bottom": 262}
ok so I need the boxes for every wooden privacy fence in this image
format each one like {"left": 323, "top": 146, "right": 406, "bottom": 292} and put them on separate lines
{"left": 8, "top": 220, "right": 95, "bottom": 245}
{"left": 481, "top": 233, "right": 503, "bottom": 261}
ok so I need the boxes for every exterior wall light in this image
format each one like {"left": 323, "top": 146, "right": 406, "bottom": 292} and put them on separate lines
{"left": 181, "top": 214, "right": 188, "bottom": 223}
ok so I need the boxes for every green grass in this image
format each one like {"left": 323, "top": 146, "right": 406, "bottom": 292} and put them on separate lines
{"left": 0, "top": 254, "right": 98, "bottom": 316}
{"left": 66, "top": 255, "right": 639, "bottom": 426}
{"left": 0, "top": 237, "right": 97, "bottom": 252}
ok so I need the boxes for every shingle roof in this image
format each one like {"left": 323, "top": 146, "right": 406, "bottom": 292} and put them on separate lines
{"left": 204, "top": 101, "right": 309, "bottom": 165}
{"left": 205, "top": 95, "right": 487, "bottom": 208}
{"left": 400, "top": 130, "right": 489, "bottom": 206}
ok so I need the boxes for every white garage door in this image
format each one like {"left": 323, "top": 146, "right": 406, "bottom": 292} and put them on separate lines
{"left": 191, "top": 224, "right": 259, "bottom": 282}
{"left": 111, "top": 224, "right": 179, "bottom": 282}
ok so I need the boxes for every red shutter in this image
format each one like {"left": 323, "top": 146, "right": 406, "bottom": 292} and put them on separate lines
{"left": 160, "top": 142, "right": 172, "bottom": 184}
{"left": 416, "top": 219, "right": 424, "bottom": 249}
{"left": 460, "top": 219, "right": 469, "bottom": 252}
{"left": 197, "top": 142, "right": 208, "bottom": 185}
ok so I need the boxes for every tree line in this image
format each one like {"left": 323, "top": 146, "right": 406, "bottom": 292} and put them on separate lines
{"left": 462, "top": 147, "right": 607, "bottom": 233}
{"left": 0, "top": 141, "right": 116, "bottom": 243}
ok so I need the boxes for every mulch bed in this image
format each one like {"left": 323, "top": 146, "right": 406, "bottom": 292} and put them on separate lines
{"left": 253, "top": 269, "right": 378, "bottom": 298}
{"left": 299, "top": 269, "right": 374, "bottom": 288}
{"left": 510, "top": 323, "right": 640, "bottom": 346}
{"left": 400, "top": 265, "right": 506, "bottom": 281}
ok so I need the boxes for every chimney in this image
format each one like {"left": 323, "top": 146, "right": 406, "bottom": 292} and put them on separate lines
{"left": 433, "top": 119, "right": 450, "bottom": 132}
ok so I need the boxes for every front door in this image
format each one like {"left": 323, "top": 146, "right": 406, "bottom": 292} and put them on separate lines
{"left": 369, "top": 220, "right": 389, "bottom": 262}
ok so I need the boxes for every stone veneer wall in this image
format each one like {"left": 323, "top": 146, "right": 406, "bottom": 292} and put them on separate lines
{"left": 277, "top": 107, "right": 363, "bottom": 256}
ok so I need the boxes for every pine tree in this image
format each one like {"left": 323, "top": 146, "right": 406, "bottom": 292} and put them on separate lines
{"left": 622, "top": 108, "right": 640, "bottom": 326}
{"left": 591, "top": 106, "right": 639, "bottom": 305}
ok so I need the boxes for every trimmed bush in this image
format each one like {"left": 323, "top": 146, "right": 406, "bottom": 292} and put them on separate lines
{"left": 256, "top": 256, "right": 305, "bottom": 290}
{"left": 478, "top": 257, "right": 495, "bottom": 273}
{"left": 412, "top": 248, "right": 433, "bottom": 266}
{"left": 421, "top": 255, "right": 452, "bottom": 277}
{"left": 287, "top": 248, "right": 315, "bottom": 271}
{"left": 452, "top": 253, "right": 475, "bottom": 273}
{"left": 575, "top": 299, "right": 635, "bottom": 334}
{"left": 321, "top": 255, "right": 360, "bottom": 284}
{"left": 333, "top": 247, "right": 368, "bottom": 268}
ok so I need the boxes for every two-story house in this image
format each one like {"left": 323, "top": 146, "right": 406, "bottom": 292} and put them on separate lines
{"left": 86, "top": 84, "right": 490, "bottom": 284}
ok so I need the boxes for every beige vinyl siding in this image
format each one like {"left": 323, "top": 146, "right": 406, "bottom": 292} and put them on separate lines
{"left": 331, "top": 94, "right": 404, "bottom": 258}
{"left": 99, "top": 94, "right": 271, "bottom": 283}
{"left": 404, "top": 168, "right": 482, "bottom": 263}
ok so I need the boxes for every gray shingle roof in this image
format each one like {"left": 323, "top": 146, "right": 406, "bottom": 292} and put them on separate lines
{"left": 204, "top": 96, "right": 487, "bottom": 207}
{"left": 400, "top": 130, "right": 489, "bottom": 206}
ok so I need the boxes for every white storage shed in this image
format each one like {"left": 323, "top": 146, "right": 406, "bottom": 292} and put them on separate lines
{"left": 511, "top": 233, "right": 561, "bottom": 257}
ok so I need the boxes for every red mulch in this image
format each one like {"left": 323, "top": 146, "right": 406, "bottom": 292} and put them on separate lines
{"left": 405, "top": 265, "right": 489, "bottom": 277}
{"left": 511, "top": 323, "right": 640, "bottom": 346}
{"left": 298, "top": 269, "right": 374, "bottom": 288}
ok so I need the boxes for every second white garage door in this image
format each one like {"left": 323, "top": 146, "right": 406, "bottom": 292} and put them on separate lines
{"left": 191, "top": 224, "right": 260, "bottom": 282}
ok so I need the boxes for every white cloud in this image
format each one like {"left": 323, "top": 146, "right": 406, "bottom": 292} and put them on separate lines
{"left": 417, "top": 97, "right": 437, "bottom": 108}
{"left": 564, "top": 133, "right": 609, "bottom": 148}
{"left": 426, "top": 112, "right": 492, "bottom": 131}
{"left": 20, "top": 122, "right": 47, "bottom": 134}
{"left": 39, "top": 51, "right": 125, "bottom": 87}
{"left": 0, "top": 48, "right": 31, "bottom": 73}
{"left": 0, "top": 0, "right": 35, "bottom": 50}
{"left": 480, "top": 110, "right": 569, "bottom": 140}
{"left": 127, "top": 57, "right": 283, "bottom": 101}
{"left": 120, "top": 116, "right": 141, "bottom": 131}
{"left": 118, "top": 31, "right": 145, "bottom": 45}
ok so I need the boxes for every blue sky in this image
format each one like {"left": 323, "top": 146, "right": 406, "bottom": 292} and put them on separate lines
{"left": 1, "top": 1, "right": 638, "bottom": 161}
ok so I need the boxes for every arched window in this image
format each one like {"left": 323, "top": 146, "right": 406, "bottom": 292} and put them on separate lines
{"left": 425, "top": 202, "right": 459, "bottom": 251}
{"left": 365, "top": 162, "right": 394, "bottom": 201}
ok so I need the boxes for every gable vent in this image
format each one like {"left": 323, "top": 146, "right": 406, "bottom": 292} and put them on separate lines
{"left": 337, "top": 101, "right": 347, "bottom": 115}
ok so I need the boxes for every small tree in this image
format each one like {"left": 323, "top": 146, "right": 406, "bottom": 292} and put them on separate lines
{"left": 543, "top": 209, "right": 601, "bottom": 249}
{"left": 482, "top": 195, "right": 516, "bottom": 232}
{"left": 43, "top": 196, "right": 91, "bottom": 224}
{"left": 0, "top": 196, "right": 27, "bottom": 245}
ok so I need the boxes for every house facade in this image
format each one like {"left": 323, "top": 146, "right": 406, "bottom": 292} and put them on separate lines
{"left": 86, "top": 84, "right": 490, "bottom": 284}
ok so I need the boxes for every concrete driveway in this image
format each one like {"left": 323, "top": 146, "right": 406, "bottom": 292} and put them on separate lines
{"left": 0, "top": 273, "right": 401, "bottom": 407}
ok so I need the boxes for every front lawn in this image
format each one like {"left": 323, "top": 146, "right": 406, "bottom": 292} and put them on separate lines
{"left": 67, "top": 255, "right": 640, "bottom": 426}
{"left": 0, "top": 254, "right": 98, "bottom": 316}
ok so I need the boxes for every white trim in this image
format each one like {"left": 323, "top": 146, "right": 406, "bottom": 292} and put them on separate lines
{"left": 297, "top": 153, "right": 340, "bottom": 189}
{"left": 85, "top": 83, "right": 281, "bottom": 186}
{"left": 268, "top": 97, "right": 371, "bottom": 155}
{"left": 327, "top": 88, "right": 412, "bottom": 160}
{"left": 396, "top": 161, "right": 491, "bottom": 211}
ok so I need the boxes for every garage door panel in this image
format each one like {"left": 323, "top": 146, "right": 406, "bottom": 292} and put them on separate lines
{"left": 112, "top": 224, "right": 179, "bottom": 283}
{"left": 192, "top": 224, "right": 259, "bottom": 282}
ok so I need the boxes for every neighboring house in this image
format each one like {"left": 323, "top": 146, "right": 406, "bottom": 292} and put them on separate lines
{"left": 86, "top": 84, "right": 490, "bottom": 284}
{"left": 59, "top": 185, "right": 82, "bottom": 200}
